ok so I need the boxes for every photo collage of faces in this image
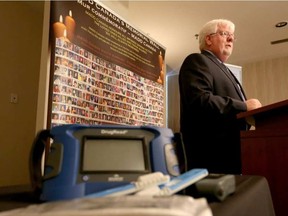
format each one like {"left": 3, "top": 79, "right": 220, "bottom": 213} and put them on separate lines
{"left": 51, "top": 38, "right": 165, "bottom": 128}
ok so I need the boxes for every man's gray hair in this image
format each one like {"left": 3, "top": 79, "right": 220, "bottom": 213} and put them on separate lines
{"left": 198, "top": 19, "right": 235, "bottom": 51}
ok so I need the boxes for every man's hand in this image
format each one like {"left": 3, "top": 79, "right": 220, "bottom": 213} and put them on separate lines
{"left": 245, "top": 99, "right": 262, "bottom": 111}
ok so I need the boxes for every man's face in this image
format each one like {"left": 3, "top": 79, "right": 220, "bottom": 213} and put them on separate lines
{"left": 206, "top": 25, "right": 235, "bottom": 62}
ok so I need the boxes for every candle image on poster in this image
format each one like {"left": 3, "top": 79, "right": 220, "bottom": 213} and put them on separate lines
{"left": 49, "top": 0, "right": 166, "bottom": 128}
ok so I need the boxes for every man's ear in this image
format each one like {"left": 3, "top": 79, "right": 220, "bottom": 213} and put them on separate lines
{"left": 205, "top": 36, "right": 212, "bottom": 46}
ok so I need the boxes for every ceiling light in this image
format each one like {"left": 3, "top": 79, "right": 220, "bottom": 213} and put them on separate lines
{"left": 275, "top": 21, "right": 287, "bottom": 28}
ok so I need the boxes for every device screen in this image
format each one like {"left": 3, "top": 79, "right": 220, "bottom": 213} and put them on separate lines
{"left": 82, "top": 138, "right": 147, "bottom": 172}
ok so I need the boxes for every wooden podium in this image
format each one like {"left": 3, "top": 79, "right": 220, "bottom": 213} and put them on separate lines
{"left": 237, "top": 99, "right": 288, "bottom": 216}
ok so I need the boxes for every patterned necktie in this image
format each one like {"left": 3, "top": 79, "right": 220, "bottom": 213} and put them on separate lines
{"left": 222, "top": 64, "right": 246, "bottom": 101}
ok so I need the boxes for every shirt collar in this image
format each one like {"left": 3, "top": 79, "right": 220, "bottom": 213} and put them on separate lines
{"left": 203, "top": 50, "right": 223, "bottom": 64}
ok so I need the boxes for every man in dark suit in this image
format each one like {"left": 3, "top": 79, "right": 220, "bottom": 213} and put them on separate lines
{"left": 178, "top": 19, "right": 262, "bottom": 174}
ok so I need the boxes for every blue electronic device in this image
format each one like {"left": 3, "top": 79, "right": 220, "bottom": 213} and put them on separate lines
{"left": 29, "top": 124, "right": 181, "bottom": 201}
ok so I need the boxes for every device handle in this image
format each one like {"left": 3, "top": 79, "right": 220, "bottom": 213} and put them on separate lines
{"left": 173, "top": 132, "right": 187, "bottom": 174}
{"left": 29, "top": 129, "right": 51, "bottom": 198}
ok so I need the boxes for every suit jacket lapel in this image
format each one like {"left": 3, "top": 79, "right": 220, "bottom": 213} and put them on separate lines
{"left": 224, "top": 65, "right": 247, "bottom": 100}
{"left": 202, "top": 51, "right": 247, "bottom": 101}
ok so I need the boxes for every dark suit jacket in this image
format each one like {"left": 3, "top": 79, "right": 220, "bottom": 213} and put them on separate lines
{"left": 178, "top": 50, "right": 247, "bottom": 174}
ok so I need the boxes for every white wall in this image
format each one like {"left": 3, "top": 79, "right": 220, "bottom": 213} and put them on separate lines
{"left": 0, "top": 2, "right": 44, "bottom": 186}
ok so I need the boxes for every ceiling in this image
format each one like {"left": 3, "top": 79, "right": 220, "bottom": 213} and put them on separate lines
{"left": 103, "top": 1, "right": 288, "bottom": 74}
